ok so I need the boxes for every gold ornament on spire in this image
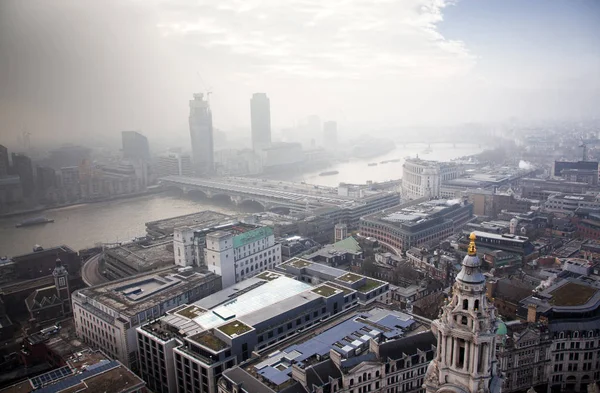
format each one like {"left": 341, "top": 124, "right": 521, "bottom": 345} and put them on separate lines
{"left": 468, "top": 232, "right": 477, "bottom": 256}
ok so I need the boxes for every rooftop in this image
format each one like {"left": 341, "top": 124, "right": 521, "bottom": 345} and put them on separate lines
{"left": 176, "top": 305, "right": 206, "bottom": 319}
{"left": 105, "top": 238, "right": 174, "bottom": 271}
{"left": 193, "top": 275, "right": 312, "bottom": 330}
{"left": 549, "top": 282, "right": 598, "bottom": 307}
{"left": 218, "top": 320, "right": 252, "bottom": 337}
{"left": 363, "top": 198, "right": 470, "bottom": 229}
{"left": 357, "top": 278, "right": 386, "bottom": 293}
{"left": 74, "top": 266, "right": 219, "bottom": 316}
{"left": 12, "top": 245, "right": 76, "bottom": 262}
{"left": 189, "top": 331, "right": 228, "bottom": 351}
{"left": 145, "top": 210, "right": 232, "bottom": 236}
{"left": 251, "top": 308, "right": 418, "bottom": 387}
{"left": 0, "top": 352, "right": 144, "bottom": 393}
{"left": 337, "top": 273, "right": 363, "bottom": 283}
{"left": 311, "top": 284, "right": 340, "bottom": 298}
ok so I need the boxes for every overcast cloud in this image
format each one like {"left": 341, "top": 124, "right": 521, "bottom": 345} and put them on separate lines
{"left": 0, "top": 0, "right": 598, "bottom": 149}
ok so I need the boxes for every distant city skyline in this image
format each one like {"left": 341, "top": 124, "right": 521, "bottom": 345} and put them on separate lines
{"left": 1, "top": 0, "right": 598, "bottom": 147}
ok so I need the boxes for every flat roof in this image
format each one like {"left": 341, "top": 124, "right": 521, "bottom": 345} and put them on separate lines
{"left": 75, "top": 266, "right": 220, "bottom": 317}
{"left": 145, "top": 211, "right": 232, "bottom": 236}
{"left": 193, "top": 276, "right": 312, "bottom": 330}
{"left": 105, "top": 238, "right": 174, "bottom": 270}
{"left": 549, "top": 282, "right": 598, "bottom": 307}
{"left": 12, "top": 245, "right": 76, "bottom": 262}
{"left": 252, "top": 308, "right": 417, "bottom": 387}
{"left": 0, "top": 357, "right": 144, "bottom": 393}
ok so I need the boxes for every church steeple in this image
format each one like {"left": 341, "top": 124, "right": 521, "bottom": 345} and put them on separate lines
{"left": 53, "top": 257, "right": 71, "bottom": 312}
{"left": 424, "top": 233, "right": 502, "bottom": 393}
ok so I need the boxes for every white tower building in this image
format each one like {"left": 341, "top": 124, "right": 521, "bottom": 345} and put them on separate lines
{"left": 424, "top": 233, "right": 503, "bottom": 393}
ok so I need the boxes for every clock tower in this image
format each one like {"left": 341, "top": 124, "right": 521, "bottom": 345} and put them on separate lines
{"left": 424, "top": 233, "right": 502, "bottom": 393}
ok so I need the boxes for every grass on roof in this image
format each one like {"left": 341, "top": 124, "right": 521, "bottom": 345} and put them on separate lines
{"left": 325, "top": 282, "right": 353, "bottom": 295}
{"left": 218, "top": 320, "right": 252, "bottom": 337}
{"left": 338, "top": 272, "right": 363, "bottom": 283}
{"left": 287, "top": 259, "right": 312, "bottom": 268}
{"left": 550, "top": 282, "right": 598, "bottom": 307}
{"left": 176, "top": 305, "right": 205, "bottom": 319}
{"left": 312, "top": 285, "right": 338, "bottom": 298}
{"left": 256, "top": 271, "right": 281, "bottom": 281}
{"left": 358, "top": 278, "right": 385, "bottom": 293}
{"left": 190, "top": 332, "right": 228, "bottom": 351}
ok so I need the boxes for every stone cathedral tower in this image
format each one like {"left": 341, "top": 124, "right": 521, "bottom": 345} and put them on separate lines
{"left": 424, "top": 233, "right": 502, "bottom": 393}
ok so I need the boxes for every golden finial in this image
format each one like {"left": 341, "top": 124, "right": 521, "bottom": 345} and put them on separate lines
{"left": 468, "top": 232, "right": 477, "bottom": 256}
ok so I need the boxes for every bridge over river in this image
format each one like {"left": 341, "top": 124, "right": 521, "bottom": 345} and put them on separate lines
{"left": 159, "top": 176, "right": 360, "bottom": 212}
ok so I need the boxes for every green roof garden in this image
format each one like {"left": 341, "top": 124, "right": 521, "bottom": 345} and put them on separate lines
{"left": 550, "top": 282, "right": 598, "bottom": 307}
{"left": 312, "top": 285, "right": 339, "bottom": 298}
{"left": 217, "top": 320, "right": 252, "bottom": 337}
{"left": 256, "top": 271, "right": 282, "bottom": 281}
{"left": 286, "top": 259, "right": 313, "bottom": 269}
{"left": 337, "top": 272, "right": 363, "bottom": 283}
{"left": 358, "top": 278, "right": 385, "bottom": 293}
{"left": 189, "top": 332, "right": 228, "bottom": 352}
{"left": 176, "top": 305, "right": 205, "bottom": 319}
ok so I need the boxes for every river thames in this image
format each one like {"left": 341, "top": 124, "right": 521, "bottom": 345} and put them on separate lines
{"left": 0, "top": 142, "right": 483, "bottom": 256}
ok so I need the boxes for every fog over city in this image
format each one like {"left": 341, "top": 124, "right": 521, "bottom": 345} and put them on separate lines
{"left": 1, "top": 0, "right": 599, "bottom": 149}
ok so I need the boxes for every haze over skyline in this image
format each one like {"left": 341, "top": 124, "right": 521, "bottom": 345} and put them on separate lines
{"left": 1, "top": 0, "right": 599, "bottom": 148}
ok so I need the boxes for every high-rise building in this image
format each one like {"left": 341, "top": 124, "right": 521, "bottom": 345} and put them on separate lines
{"left": 0, "top": 144, "right": 9, "bottom": 177}
{"left": 36, "top": 165, "right": 56, "bottom": 193}
{"left": 250, "top": 93, "right": 271, "bottom": 151}
{"left": 424, "top": 233, "right": 502, "bottom": 393}
{"left": 189, "top": 93, "right": 214, "bottom": 175}
{"left": 122, "top": 131, "right": 150, "bottom": 161}
{"left": 156, "top": 152, "right": 193, "bottom": 178}
{"left": 11, "top": 153, "right": 35, "bottom": 197}
{"left": 323, "top": 120, "right": 338, "bottom": 146}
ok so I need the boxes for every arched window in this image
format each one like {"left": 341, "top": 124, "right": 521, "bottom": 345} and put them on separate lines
{"left": 474, "top": 299, "right": 480, "bottom": 310}
{"left": 574, "top": 331, "right": 579, "bottom": 338}
{"left": 363, "top": 372, "right": 367, "bottom": 381}
{"left": 461, "top": 316, "right": 468, "bottom": 325}
{"left": 375, "top": 371, "right": 380, "bottom": 377}
{"left": 245, "top": 267, "right": 249, "bottom": 274}
{"left": 463, "top": 299, "right": 468, "bottom": 310}
{"left": 350, "top": 379, "right": 354, "bottom": 386}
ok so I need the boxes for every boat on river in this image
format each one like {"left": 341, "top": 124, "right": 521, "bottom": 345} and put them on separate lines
{"left": 319, "top": 171, "right": 339, "bottom": 176}
{"left": 16, "top": 216, "right": 54, "bottom": 228}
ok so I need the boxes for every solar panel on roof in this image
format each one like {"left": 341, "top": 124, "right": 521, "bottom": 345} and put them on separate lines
{"left": 30, "top": 366, "right": 73, "bottom": 389}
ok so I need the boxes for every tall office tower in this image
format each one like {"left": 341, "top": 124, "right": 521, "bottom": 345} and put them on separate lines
{"left": 250, "top": 93, "right": 272, "bottom": 151}
{"left": 189, "top": 93, "right": 214, "bottom": 175}
{"left": 0, "top": 144, "right": 9, "bottom": 177}
{"left": 424, "top": 233, "right": 502, "bottom": 393}
{"left": 11, "top": 153, "right": 35, "bottom": 197}
{"left": 156, "top": 152, "right": 193, "bottom": 178}
{"left": 122, "top": 130, "right": 150, "bottom": 161}
{"left": 323, "top": 120, "right": 338, "bottom": 146}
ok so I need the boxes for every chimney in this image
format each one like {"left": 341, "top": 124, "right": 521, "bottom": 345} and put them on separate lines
{"left": 527, "top": 304, "right": 537, "bottom": 323}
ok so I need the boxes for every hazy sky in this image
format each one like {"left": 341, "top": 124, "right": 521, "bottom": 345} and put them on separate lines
{"left": 1, "top": 0, "right": 599, "bottom": 149}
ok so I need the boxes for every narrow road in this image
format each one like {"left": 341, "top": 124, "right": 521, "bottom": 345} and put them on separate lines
{"left": 81, "top": 253, "right": 109, "bottom": 287}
